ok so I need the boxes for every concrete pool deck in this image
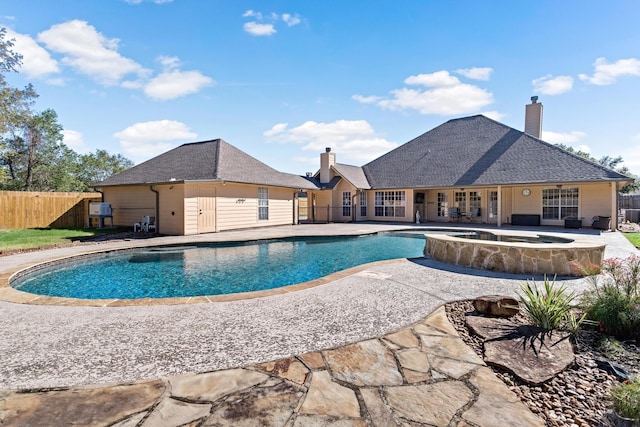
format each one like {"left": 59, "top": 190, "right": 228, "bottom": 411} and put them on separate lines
{"left": 0, "top": 224, "right": 636, "bottom": 425}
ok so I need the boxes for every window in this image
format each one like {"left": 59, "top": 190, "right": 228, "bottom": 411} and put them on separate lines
{"left": 360, "top": 193, "right": 367, "bottom": 217}
{"left": 489, "top": 191, "right": 498, "bottom": 218}
{"left": 342, "top": 191, "right": 351, "bottom": 217}
{"left": 258, "top": 187, "right": 268, "bottom": 220}
{"left": 374, "top": 191, "right": 406, "bottom": 217}
{"left": 469, "top": 191, "right": 481, "bottom": 211}
{"left": 437, "top": 192, "right": 448, "bottom": 217}
{"left": 454, "top": 191, "right": 467, "bottom": 213}
{"left": 542, "top": 187, "right": 578, "bottom": 220}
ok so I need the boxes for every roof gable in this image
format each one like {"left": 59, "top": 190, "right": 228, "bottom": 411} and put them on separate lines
{"left": 332, "top": 163, "right": 371, "bottom": 189}
{"left": 362, "top": 115, "right": 629, "bottom": 188}
{"left": 98, "top": 139, "right": 317, "bottom": 189}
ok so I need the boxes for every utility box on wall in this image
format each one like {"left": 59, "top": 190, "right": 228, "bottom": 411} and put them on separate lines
{"left": 89, "top": 202, "right": 112, "bottom": 216}
{"left": 87, "top": 202, "right": 113, "bottom": 228}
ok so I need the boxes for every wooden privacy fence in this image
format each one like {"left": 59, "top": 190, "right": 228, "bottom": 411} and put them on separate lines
{"left": 0, "top": 191, "right": 102, "bottom": 229}
{"left": 619, "top": 194, "right": 640, "bottom": 210}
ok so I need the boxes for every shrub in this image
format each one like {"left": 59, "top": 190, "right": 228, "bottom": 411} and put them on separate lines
{"left": 610, "top": 379, "right": 640, "bottom": 420}
{"left": 582, "top": 256, "right": 640, "bottom": 340}
{"left": 517, "top": 276, "right": 579, "bottom": 331}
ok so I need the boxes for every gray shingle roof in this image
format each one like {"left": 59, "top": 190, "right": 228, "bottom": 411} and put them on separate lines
{"left": 97, "top": 139, "right": 318, "bottom": 189}
{"left": 332, "top": 163, "right": 371, "bottom": 189}
{"left": 362, "top": 115, "right": 629, "bottom": 189}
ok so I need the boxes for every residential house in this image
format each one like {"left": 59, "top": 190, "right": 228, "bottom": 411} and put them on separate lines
{"left": 309, "top": 98, "right": 628, "bottom": 229}
{"left": 96, "top": 139, "right": 316, "bottom": 235}
{"left": 96, "top": 99, "right": 630, "bottom": 234}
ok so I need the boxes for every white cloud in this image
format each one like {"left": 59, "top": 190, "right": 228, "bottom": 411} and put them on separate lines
{"left": 157, "top": 55, "right": 181, "bottom": 70}
{"left": 575, "top": 144, "right": 591, "bottom": 153}
{"left": 282, "top": 13, "right": 301, "bottom": 26}
{"left": 243, "top": 22, "right": 276, "bottom": 36}
{"left": 242, "top": 10, "right": 302, "bottom": 36}
{"left": 480, "top": 111, "right": 506, "bottom": 121}
{"left": 532, "top": 75, "right": 573, "bottom": 95}
{"left": 37, "top": 19, "right": 150, "bottom": 86}
{"left": 144, "top": 69, "right": 213, "bottom": 100}
{"left": 365, "top": 70, "right": 494, "bottom": 116}
{"left": 263, "top": 123, "right": 288, "bottom": 137}
{"left": 455, "top": 67, "right": 493, "bottom": 81}
{"left": 263, "top": 119, "right": 397, "bottom": 163}
{"left": 541, "top": 130, "right": 587, "bottom": 144}
{"left": 352, "top": 94, "right": 382, "bottom": 104}
{"left": 405, "top": 70, "right": 460, "bottom": 87}
{"left": 378, "top": 85, "right": 493, "bottom": 116}
{"left": 243, "top": 10, "right": 262, "bottom": 19}
{"left": 62, "top": 130, "right": 91, "bottom": 154}
{"left": 113, "top": 120, "right": 197, "bottom": 163}
{"left": 579, "top": 57, "right": 640, "bottom": 85}
{"left": 5, "top": 28, "right": 59, "bottom": 78}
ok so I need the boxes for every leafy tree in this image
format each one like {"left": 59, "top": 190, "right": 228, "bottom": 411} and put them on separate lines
{"left": 556, "top": 144, "right": 639, "bottom": 194}
{"left": 2, "top": 108, "right": 70, "bottom": 190}
{"left": 0, "top": 27, "right": 134, "bottom": 192}
{"left": 74, "top": 149, "right": 134, "bottom": 191}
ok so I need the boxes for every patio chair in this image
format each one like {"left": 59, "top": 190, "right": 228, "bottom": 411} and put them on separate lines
{"left": 142, "top": 216, "right": 156, "bottom": 233}
{"left": 449, "top": 207, "right": 461, "bottom": 222}
{"left": 465, "top": 208, "right": 480, "bottom": 223}
{"left": 591, "top": 216, "right": 611, "bottom": 231}
{"left": 133, "top": 218, "right": 142, "bottom": 233}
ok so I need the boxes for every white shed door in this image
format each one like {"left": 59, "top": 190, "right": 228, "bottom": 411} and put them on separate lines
{"left": 198, "top": 185, "right": 216, "bottom": 233}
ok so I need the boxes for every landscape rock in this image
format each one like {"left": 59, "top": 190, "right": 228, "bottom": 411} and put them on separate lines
{"left": 473, "top": 295, "right": 519, "bottom": 317}
{"left": 467, "top": 316, "right": 575, "bottom": 385}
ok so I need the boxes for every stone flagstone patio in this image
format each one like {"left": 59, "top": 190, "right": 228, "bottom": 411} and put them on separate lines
{"left": 0, "top": 307, "right": 544, "bottom": 426}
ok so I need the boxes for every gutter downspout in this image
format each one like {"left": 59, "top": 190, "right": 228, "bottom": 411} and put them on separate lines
{"left": 293, "top": 190, "right": 299, "bottom": 225}
{"left": 93, "top": 188, "right": 104, "bottom": 202}
{"left": 150, "top": 185, "right": 159, "bottom": 234}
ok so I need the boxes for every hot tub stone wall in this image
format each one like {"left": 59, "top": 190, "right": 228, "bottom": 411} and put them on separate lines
{"left": 425, "top": 236, "right": 604, "bottom": 277}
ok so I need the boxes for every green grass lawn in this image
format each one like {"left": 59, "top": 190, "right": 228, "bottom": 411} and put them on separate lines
{"left": 0, "top": 228, "right": 127, "bottom": 251}
{"left": 623, "top": 232, "right": 640, "bottom": 248}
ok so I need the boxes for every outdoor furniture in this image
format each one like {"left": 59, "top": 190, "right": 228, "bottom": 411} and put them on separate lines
{"left": 564, "top": 217, "right": 583, "bottom": 229}
{"left": 591, "top": 216, "right": 611, "bottom": 230}
{"left": 465, "top": 208, "right": 480, "bottom": 223}
{"left": 134, "top": 216, "right": 156, "bottom": 233}
{"left": 449, "top": 207, "right": 462, "bottom": 222}
{"left": 511, "top": 214, "right": 541, "bottom": 226}
{"left": 142, "top": 216, "right": 156, "bottom": 233}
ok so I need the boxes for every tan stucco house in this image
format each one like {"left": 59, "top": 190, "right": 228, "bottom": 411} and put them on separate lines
{"left": 96, "top": 100, "right": 630, "bottom": 235}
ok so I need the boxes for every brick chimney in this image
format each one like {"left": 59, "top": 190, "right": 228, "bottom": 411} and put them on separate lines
{"left": 319, "top": 147, "right": 336, "bottom": 184}
{"left": 524, "top": 96, "right": 543, "bottom": 138}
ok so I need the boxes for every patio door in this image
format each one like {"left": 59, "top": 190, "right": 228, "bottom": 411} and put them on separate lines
{"left": 198, "top": 185, "right": 216, "bottom": 233}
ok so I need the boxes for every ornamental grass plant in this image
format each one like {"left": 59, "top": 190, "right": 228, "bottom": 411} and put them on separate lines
{"left": 517, "top": 275, "right": 581, "bottom": 331}
{"left": 582, "top": 256, "right": 640, "bottom": 341}
{"left": 610, "top": 379, "right": 640, "bottom": 421}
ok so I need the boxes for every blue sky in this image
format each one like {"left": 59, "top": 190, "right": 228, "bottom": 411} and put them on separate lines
{"left": 3, "top": 1, "right": 640, "bottom": 175}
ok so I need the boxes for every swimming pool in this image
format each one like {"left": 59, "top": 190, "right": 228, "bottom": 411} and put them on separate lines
{"left": 11, "top": 233, "right": 426, "bottom": 300}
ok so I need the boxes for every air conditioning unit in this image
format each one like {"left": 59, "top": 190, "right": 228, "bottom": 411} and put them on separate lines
{"left": 89, "top": 202, "right": 112, "bottom": 216}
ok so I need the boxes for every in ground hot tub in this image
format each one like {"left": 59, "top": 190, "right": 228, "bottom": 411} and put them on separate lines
{"left": 423, "top": 229, "right": 604, "bottom": 276}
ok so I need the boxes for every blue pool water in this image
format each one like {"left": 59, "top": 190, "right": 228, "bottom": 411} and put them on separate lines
{"left": 12, "top": 233, "right": 426, "bottom": 300}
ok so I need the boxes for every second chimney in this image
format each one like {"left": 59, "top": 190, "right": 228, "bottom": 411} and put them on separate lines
{"left": 319, "top": 147, "right": 336, "bottom": 184}
{"left": 524, "top": 96, "right": 543, "bottom": 138}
